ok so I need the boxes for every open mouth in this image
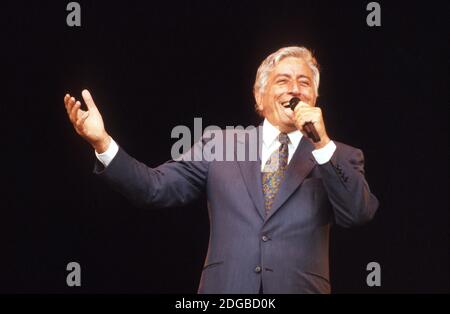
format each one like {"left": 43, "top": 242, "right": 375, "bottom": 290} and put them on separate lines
{"left": 281, "top": 101, "right": 291, "bottom": 108}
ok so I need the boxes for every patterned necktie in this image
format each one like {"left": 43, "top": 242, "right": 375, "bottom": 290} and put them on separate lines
{"left": 262, "top": 133, "right": 290, "bottom": 217}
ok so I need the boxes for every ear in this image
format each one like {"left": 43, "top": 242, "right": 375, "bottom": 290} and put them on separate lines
{"left": 254, "top": 89, "right": 263, "bottom": 112}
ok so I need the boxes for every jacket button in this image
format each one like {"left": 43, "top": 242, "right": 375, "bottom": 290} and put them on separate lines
{"left": 262, "top": 235, "right": 269, "bottom": 242}
{"left": 254, "top": 266, "right": 262, "bottom": 273}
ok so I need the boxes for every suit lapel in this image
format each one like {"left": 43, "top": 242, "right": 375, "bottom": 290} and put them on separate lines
{"left": 236, "top": 125, "right": 266, "bottom": 220}
{"left": 265, "top": 136, "right": 317, "bottom": 221}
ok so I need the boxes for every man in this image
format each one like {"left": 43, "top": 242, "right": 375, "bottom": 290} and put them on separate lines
{"left": 64, "top": 46, "right": 378, "bottom": 293}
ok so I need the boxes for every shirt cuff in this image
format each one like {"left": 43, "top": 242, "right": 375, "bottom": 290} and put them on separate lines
{"left": 95, "top": 138, "right": 119, "bottom": 167}
{"left": 312, "top": 140, "right": 336, "bottom": 165}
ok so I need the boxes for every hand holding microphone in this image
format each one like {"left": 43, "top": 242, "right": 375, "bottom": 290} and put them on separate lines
{"left": 289, "top": 97, "right": 321, "bottom": 143}
{"left": 285, "top": 97, "right": 330, "bottom": 148}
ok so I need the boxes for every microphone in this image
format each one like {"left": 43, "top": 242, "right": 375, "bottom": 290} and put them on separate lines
{"left": 289, "top": 97, "right": 321, "bottom": 143}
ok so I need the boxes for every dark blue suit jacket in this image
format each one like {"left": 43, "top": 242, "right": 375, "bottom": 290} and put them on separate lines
{"left": 93, "top": 128, "right": 378, "bottom": 293}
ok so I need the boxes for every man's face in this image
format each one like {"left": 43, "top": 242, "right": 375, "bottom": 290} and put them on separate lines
{"left": 255, "top": 57, "right": 317, "bottom": 133}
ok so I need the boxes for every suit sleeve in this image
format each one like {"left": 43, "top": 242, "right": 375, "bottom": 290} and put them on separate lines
{"left": 92, "top": 138, "right": 209, "bottom": 209}
{"left": 318, "top": 145, "right": 379, "bottom": 227}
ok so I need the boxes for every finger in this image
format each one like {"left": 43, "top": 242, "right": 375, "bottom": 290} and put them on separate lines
{"left": 76, "top": 107, "right": 86, "bottom": 120}
{"left": 76, "top": 110, "right": 89, "bottom": 129}
{"left": 299, "top": 113, "right": 318, "bottom": 125}
{"left": 65, "top": 94, "right": 76, "bottom": 116}
{"left": 70, "top": 100, "right": 81, "bottom": 123}
{"left": 294, "top": 110, "right": 317, "bottom": 128}
{"left": 64, "top": 94, "right": 71, "bottom": 114}
{"left": 66, "top": 96, "right": 74, "bottom": 114}
{"left": 67, "top": 96, "right": 77, "bottom": 115}
{"left": 293, "top": 105, "right": 309, "bottom": 117}
{"left": 82, "top": 89, "right": 97, "bottom": 111}
{"left": 300, "top": 107, "right": 321, "bottom": 120}
{"left": 64, "top": 94, "right": 70, "bottom": 109}
{"left": 294, "top": 107, "right": 318, "bottom": 121}
{"left": 294, "top": 107, "right": 308, "bottom": 121}
{"left": 294, "top": 104, "right": 315, "bottom": 114}
{"left": 296, "top": 101, "right": 311, "bottom": 108}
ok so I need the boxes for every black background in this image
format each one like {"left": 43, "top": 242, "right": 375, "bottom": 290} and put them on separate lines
{"left": 1, "top": 0, "right": 448, "bottom": 293}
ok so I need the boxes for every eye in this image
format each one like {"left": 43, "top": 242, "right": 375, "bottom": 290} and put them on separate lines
{"left": 276, "top": 79, "right": 288, "bottom": 84}
{"left": 300, "top": 80, "right": 310, "bottom": 86}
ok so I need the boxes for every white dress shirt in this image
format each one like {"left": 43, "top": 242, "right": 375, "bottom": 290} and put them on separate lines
{"left": 95, "top": 120, "right": 336, "bottom": 167}
{"left": 260, "top": 119, "right": 336, "bottom": 170}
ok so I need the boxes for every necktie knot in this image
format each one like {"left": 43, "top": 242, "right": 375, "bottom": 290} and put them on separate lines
{"left": 278, "top": 133, "right": 290, "bottom": 145}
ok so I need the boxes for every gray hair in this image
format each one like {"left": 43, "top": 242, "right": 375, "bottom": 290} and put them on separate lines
{"left": 253, "top": 46, "right": 320, "bottom": 112}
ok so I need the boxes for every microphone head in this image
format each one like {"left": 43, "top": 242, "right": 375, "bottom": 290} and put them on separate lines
{"left": 289, "top": 97, "right": 300, "bottom": 110}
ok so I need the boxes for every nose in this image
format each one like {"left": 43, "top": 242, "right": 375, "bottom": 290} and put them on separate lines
{"left": 288, "top": 81, "right": 301, "bottom": 96}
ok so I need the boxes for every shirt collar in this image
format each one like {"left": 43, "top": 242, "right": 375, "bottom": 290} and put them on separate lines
{"left": 262, "top": 119, "right": 303, "bottom": 148}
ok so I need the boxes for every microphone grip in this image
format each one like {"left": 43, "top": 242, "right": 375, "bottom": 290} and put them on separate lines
{"left": 303, "top": 122, "right": 321, "bottom": 143}
{"left": 288, "top": 97, "right": 321, "bottom": 143}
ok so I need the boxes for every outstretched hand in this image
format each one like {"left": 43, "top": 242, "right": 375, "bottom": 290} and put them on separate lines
{"left": 64, "top": 89, "right": 111, "bottom": 153}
